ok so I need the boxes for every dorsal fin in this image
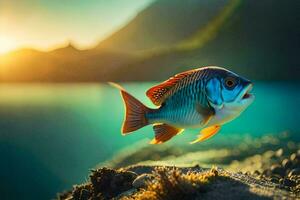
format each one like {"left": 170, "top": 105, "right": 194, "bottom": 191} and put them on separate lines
{"left": 146, "top": 68, "right": 200, "bottom": 106}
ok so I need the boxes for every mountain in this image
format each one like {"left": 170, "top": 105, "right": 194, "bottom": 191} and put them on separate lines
{"left": 97, "top": 0, "right": 230, "bottom": 52}
{"left": 0, "top": 44, "right": 136, "bottom": 82}
{"left": 109, "top": 0, "right": 300, "bottom": 81}
{"left": 0, "top": 0, "right": 299, "bottom": 82}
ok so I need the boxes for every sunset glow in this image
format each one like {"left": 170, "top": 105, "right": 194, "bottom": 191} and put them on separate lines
{"left": 0, "top": 34, "right": 18, "bottom": 54}
{"left": 0, "top": 0, "right": 154, "bottom": 54}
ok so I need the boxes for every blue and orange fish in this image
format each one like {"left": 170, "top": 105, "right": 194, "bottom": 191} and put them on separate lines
{"left": 111, "top": 66, "right": 254, "bottom": 144}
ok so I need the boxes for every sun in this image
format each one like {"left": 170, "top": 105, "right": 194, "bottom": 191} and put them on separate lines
{"left": 0, "top": 34, "right": 18, "bottom": 54}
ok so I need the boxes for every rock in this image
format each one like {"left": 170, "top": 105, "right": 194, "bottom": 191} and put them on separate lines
{"left": 58, "top": 164, "right": 298, "bottom": 200}
{"left": 290, "top": 153, "right": 296, "bottom": 161}
{"left": 262, "top": 169, "right": 272, "bottom": 176}
{"left": 89, "top": 168, "right": 137, "bottom": 199}
{"left": 281, "top": 159, "right": 292, "bottom": 170}
{"left": 270, "top": 176, "right": 280, "bottom": 183}
{"left": 132, "top": 174, "right": 155, "bottom": 189}
{"left": 279, "top": 178, "right": 284, "bottom": 184}
{"left": 244, "top": 171, "right": 250, "bottom": 176}
{"left": 290, "top": 153, "right": 300, "bottom": 162}
{"left": 270, "top": 164, "right": 285, "bottom": 176}
{"left": 80, "top": 189, "right": 91, "bottom": 200}
{"left": 289, "top": 175, "right": 299, "bottom": 181}
{"left": 194, "top": 164, "right": 200, "bottom": 168}
{"left": 72, "top": 184, "right": 92, "bottom": 200}
{"left": 281, "top": 178, "right": 296, "bottom": 188}
{"left": 288, "top": 168, "right": 300, "bottom": 177}
{"left": 253, "top": 170, "right": 260, "bottom": 176}
{"left": 275, "top": 148, "right": 283, "bottom": 157}
{"left": 116, "top": 189, "right": 137, "bottom": 199}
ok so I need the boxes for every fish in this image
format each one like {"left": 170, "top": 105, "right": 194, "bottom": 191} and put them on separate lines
{"left": 110, "top": 66, "right": 254, "bottom": 144}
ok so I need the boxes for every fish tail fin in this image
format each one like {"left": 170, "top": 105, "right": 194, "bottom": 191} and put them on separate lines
{"left": 109, "top": 82, "right": 151, "bottom": 134}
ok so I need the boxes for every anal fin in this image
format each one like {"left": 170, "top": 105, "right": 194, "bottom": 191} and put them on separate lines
{"left": 150, "top": 124, "right": 184, "bottom": 144}
{"left": 190, "top": 125, "right": 221, "bottom": 144}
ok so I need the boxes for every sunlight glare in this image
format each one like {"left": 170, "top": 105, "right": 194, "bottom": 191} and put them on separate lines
{"left": 0, "top": 34, "right": 17, "bottom": 54}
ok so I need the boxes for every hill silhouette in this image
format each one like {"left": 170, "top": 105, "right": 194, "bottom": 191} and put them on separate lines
{"left": 97, "top": 0, "right": 229, "bottom": 52}
{"left": 0, "top": 44, "right": 136, "bottom": 82}
{"left": 110, "top": 0, "right": 300, "bottom": 81}
{"left": 0, "top": 0, "right": 299, "bottom": 82}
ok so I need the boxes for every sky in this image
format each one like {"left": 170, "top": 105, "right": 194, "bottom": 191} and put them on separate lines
{"left": 0, "top": 0, "right": 154, "bottom": 54}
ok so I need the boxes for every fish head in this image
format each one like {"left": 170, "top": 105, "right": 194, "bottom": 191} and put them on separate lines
{"left": 205, "top": 67, "right": 254, "bottom": 123}
{"left": 220, "top": 71, "right": 254, "bottom": 108}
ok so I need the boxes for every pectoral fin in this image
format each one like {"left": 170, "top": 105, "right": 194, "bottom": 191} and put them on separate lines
{"left": 195, "top": 103, "right": 215, "bottom": 126}
{"left": 190, "top": 125, "right": 221, "bottom": 144}
{"left": 150, "top": 124, "right": 184, "bottom": 144}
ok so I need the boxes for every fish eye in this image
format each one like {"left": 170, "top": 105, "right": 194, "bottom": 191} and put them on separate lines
{"left": 224, "top": 77, "right": 236, "bottom": 89}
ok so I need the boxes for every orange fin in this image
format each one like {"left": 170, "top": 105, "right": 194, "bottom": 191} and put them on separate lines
{"left": 150, "top": 124, "right": 184, "bottom": 144}
{"left": 190, "top": 125, "right": 221, "bottom": 144}
{"left": 146, "top": 69, "right": 200, "bottom": 106}
{"left": 109, "top": 82, "right": 151, "bottom": 134}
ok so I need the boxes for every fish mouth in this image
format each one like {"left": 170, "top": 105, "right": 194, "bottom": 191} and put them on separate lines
{"left": 240, "top": 83, "right": 254, "bottom": 101}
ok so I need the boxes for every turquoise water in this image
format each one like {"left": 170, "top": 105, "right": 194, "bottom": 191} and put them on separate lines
{"left": 0, "top": 82, "right": 299, "bottom": 199}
